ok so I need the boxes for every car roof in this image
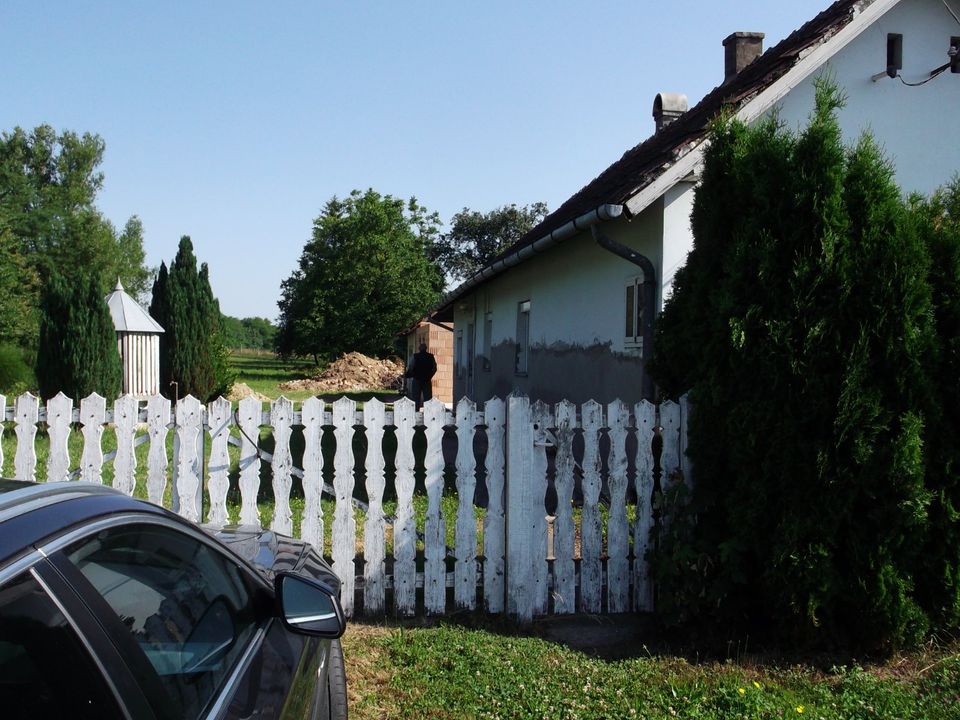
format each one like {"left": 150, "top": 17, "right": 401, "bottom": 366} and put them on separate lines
{"left": 0, "top": 480, "right": 170, "bottom": 568}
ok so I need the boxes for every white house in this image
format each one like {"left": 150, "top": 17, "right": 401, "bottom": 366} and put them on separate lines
{"left": 436, "top": 0, "right": 960, "bottom": 406}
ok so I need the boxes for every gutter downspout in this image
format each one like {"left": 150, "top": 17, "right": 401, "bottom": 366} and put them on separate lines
{"left": 591, "top": 225, "right": 657, "bottom": 400}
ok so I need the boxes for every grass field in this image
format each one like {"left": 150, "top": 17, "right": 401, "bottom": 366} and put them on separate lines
{"left": 342, "top": 619, "right": 960, "bottom": 720}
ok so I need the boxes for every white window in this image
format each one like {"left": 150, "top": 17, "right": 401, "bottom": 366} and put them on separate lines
{"left": 515, "top": 300, "right": 530, "bottom": 375}
{"left": 625, "top": 277, "right": 645, "bottom": 351}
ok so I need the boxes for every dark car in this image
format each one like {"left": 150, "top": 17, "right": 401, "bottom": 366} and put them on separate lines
{"left": 0, "top": 479, "right": 348, "bottom": 720}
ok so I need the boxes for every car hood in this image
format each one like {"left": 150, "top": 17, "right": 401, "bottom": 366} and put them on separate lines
{"left": 205, "top": 524, "right": 341, "bottom": 592}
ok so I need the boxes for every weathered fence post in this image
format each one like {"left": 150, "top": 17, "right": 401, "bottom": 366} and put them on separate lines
{"left": 482, "top": 397, "right": 506, "bottom": 613}
{"left": 552, "top": 400, "right": 577, "bottom": 614}
{"left": 332, "top": 397, "right": 357, "bottom": 617}
{"left": 14, "top": 393, "right": 38, "bottom": 482}
{"left": 531, "top": 400, "right": 552, "bottom": 615}
{"left": 301, "top": 397, "right": 326, "bottom": 553}
{"left": 505, "top": 393, "right": 536, "bottom": 623}
{"left": 270, "top": 397, "right": 295, "bottom": 535}
{"left": 145, "top": 395, "right": 169, "bottom": 501}
{"left": 607, "top": 398, "right": 630, "bottom": 613}
{"left": 393, "top": 397, "right": 417, "bottom": 616}
{"left": 206, "top": 397, "right": 232, "bottom": 526}
{"left": 634, "top": 399, "right": 657, "bottom": 612}
{"left": 236, "top": 396, "right": 262, "bottom": 526}
{"left": 46, "top": 393, "right": 73, "bottom": 483}
{"left": 362, "top": 398, "right": 387, "bottom": 615}
{"left": 423, "top": 398, "right": 446, "bottom": 614}
{"left": 580, "top": 400, "right": 603, "bottom": 613}
{"left": 113, "top": 395, "right": 138, "bottom": 496}
{"left": 174, "top": 395, "right": 203, "bottom": 522}
{"left": 454, "top": 397, "right": 478, "bottom": 610}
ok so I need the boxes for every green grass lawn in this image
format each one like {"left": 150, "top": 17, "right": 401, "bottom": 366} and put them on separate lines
{"left": 343, "top": 621, "right": 960, "bottom": 720}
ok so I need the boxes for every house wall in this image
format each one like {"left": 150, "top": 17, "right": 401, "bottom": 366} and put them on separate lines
{"left": 453, "top": 204, "right": 665, "bottom": 405}
{"left": 771, "top": 0, "right": 959, "bottom": 196}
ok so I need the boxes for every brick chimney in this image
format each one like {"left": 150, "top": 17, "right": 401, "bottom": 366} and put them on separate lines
{"left": 723, "top": 31, "right": 765, "bottom": 82}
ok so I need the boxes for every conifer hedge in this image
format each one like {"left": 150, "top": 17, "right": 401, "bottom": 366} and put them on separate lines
{"left": 36, "top": 271, "right": 121, "bottom": 401}
{"left": 650, "top": 79, "right": 960, "bottom": 650}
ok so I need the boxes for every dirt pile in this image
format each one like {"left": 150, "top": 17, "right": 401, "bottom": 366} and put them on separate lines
{"left": 227, "top": 382, "right": 272, "bottom": 402}
{"left": 279, "top": 352, "right": 403, "bottom": 394}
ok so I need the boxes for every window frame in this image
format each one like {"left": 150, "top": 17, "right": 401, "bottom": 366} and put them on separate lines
{"left": 624, "top": 277, "right": 645, "bottom": 352}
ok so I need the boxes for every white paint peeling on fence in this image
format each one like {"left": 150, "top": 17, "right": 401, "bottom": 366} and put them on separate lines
{"left": 300, "top": 397, "right": 325, "bottom": 554}
{"left": 454, "top": 397, "right": 478, "bottom": 610}
{"left": 482, "top": 397, "right": 506, "bottom": 614}
{"left": 579, "top": 399, "right": 603, "bottom": 614}
{"left": 14, "top": 393, "right": 38, "bottom": 482}
{"left": 531, "top": 400, "right": 551, "bottom": 616}
{"left": 362, "top": 398, "right": 387, "bottom": 615}
{"left": 423, "top": 398, "right": 446, "bottom": 615}
{"left": 207, "top": 397, "right": 232, "bottom": 526}
{"left": 237, "top": 396, "right": 262, "bottom": 527}
{"left": 552, "top": 400, "right": 577, "bottom": 614}
{"left": 634, "top": 400, "right": 657, "bottom": 612}
{"left": 332, "top": 397, "right": 357, "bottom": 617}
{"left": 2, "top": 390, "right": 688, "bottom": 622}
{"left": 606, "top": 398, "right": 630, "bottom": 613}
{"left": 270, "top": 397, "right": 295, "bottom": 535}
{"left": 393, "top": 397, "right": 417, "bottom": 616}
{"left": 145, "top": 395, "right": 169, "bottom": 501}
{"left": 0, "top": 394, "right": 5, "bottom": 474}
{"left": 46, "top": 393, "right": 73, "bottom": 483}
{"left": 174, "top": 396, "right": 203, "bottom": 521}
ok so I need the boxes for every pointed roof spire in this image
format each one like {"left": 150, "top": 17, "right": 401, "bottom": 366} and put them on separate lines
{"left": 104, "top": 282, "right": 164, "bottom": 333}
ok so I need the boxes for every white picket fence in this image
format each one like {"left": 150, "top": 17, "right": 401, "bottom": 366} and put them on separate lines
{"left": 0, "top": 391, "right": 690, "bottom": 620}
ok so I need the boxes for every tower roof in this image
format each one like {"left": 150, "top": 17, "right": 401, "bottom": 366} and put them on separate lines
{"left": 104, "top": 279, "right": 165, "bottom": 334}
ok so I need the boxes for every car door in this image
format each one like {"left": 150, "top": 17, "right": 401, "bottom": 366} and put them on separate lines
{"left": 0, "top": 566, "right": 132, "bottom": 719}
{"left": 44, "top": 516, "right": 324, "bottom": 720}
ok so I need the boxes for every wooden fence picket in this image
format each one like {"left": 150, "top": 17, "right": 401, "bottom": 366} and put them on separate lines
{"left": 174, "top": 396, "right": 203, "bottom": 522}
{"left": 46, "top": 393, "right": 73, "bottom": 483}
{"left": 79, "top": 394, "right": 106, "bottom": 484}
{"left": 423, "top": 398, "right": 447, "bottom": 615}
{"left": 332, "top": 397, "right": 357, "bottom": 617}
{"left": 660, "top": 399, "right": 682, "bottom": 537}
{"left": 607, "top": 399, "right": 631, "bottom": 613}
{"left": 206, "top": 397, "right": 232, "bottom": 526}
{"left": 113, "top": 395, "right": 138, "bottom": 496}
{"left": 0, "top": 394, "right": 5, "bottom": 474}
{"left": 531, "top": 400, "right": 552, "bottom": 615}
{"left": 300, "top": 397, "right": 325, "bottom": 553}
{"left": 552, "top": 400, "right": 577, "bottom": 614}
{"left": 482, "top": 397, "right": 506, "bottom": 613}
{"left": 270, "top": 397, "right": 295, "bottom": 535}
{"left": 237, "top": 397, "right": 262, "bottom": 526}
{"left": 14, "top": 393, "right": 39, "bottom": 482}
{"left": 393, "top": 398, "right": 417, "bottom": 616}
{"left": 634, "top": 400, "right": 657, "bottom": 611}
{"left": 362, "top": 399, "right": 387, "bottom": 615}
{"left": 454, "top": 397, "right": 478, "bottom": 610}
{"left": 145, "top": 395, "right": 169, "bottom": 501}
{"left": 580, "top": 400, "right": 603, "bottom": 613}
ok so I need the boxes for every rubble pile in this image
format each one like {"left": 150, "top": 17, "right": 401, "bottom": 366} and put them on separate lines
{"left": 278, "top": 352, "right": 403, "bottom": 394}
{"left": 227, "top": 382, "right": 272, "bottom": 402}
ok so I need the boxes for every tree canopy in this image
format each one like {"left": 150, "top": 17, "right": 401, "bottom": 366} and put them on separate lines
{"left": 0, "top": 124, "right": 151, "bottom": 381}
{"left": 276, "top": 189, "right": 443, "bottom": 362}
{"left": 221, "top": 315, "right": 276, "bottom": 351}
{"left": 431, "top": 202, "right": 548, "bottom": 282}
{"left": 649, "top": 80, "right": 959, "bottom": 651}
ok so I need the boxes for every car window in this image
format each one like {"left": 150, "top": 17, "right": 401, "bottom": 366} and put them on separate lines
{"left": 66, "top": 524, "right": 261, "bottom": 720}
{"left": 0, "top": 571, "right": 122, "bottom": 719}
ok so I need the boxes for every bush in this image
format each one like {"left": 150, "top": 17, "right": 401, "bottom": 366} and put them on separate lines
{"left": 650, "top": 79, "right": 948, "bottom": 650}
{"left": 0, "top": 344, "right": 34, "bottom": 395}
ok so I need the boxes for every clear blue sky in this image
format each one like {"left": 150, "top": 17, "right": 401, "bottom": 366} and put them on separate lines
{"left": 2, "top": 0, "right": 829, "bottom": 319}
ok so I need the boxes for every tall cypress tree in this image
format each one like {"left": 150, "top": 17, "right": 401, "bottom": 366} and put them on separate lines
{"left": 36, "top": 270, "right": 121, "bottom": 400}
{"left": 151, "top": 237, "right": 232, "bottom": 401}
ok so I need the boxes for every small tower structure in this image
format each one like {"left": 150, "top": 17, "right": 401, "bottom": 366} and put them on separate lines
{"left": 104, "top": 280, "right": 165, "bottom": 397}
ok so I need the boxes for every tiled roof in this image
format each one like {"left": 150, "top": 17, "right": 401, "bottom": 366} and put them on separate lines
{"left": 486, "top": 0, "right": 863, "bottom": 268}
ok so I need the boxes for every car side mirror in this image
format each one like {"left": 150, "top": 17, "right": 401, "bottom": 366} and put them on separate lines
{"left": 274, "top": 572, "right": 346, "bottom": 638}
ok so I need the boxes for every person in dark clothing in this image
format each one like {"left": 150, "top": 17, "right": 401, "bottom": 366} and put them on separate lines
{"left": 405, "top": 342, "right": 437, "bottom": 409}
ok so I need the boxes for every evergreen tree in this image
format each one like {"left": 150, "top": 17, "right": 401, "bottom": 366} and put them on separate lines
{"left": 650, "top": 80, "right": 940, "bottom": 650}
{"left": 151, "top": 237, "right": 232, "bottom": 401}
{"left": 36, "top": 271, "right": 121, "bottom": 400}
